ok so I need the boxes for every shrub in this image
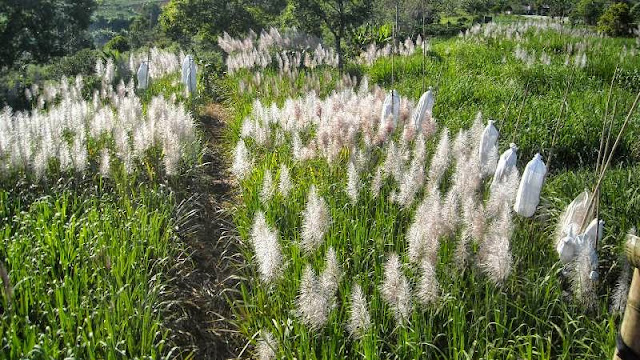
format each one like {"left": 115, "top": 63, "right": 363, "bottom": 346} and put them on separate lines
{"left": 423, "top": 23, "right": 469, "bottom": 37}
{"left": 572, "top": 0, "right": 606, "bottom": 25}
{"left": 631, "top": 2, "right": 640, "bottom": 23}
{"left": 104, "top": 35, "right": 131, "bottom": 53}
{"left": 598, "top": 2, "right": 633, "bottom": 37}
{"left": 48, "top": 48, "right": 99, "bottom": 79}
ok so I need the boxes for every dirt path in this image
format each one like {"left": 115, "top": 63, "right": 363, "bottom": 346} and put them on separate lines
{"left": 167, "top": 103, "right": 242, "bottom": 359}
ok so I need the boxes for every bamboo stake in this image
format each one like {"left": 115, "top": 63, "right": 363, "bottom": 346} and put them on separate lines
{"left": 501, "top": 90, "right": 517, "bottom": 125}
{"left": 594, "top": 99, "right": 618, "bottom": 250}
{"left": 592, "top": 71, "right": 619, "bottom": 249}
{"left": 580, "top": 91, "right": 640, "bottom": 233}
{"left": 391, "top": 1, "right": 398, "bottom": 88}
{"left": 546, "top": 81, "right": 570, "bottom": 172}
{"left": 421, "top": 2, "right": 426, "bottom": 94}
{"left": 602, "top": 100, "right": 618, "bottom": 173}
{"left": 596, "top": 68, "right": 619, "bottom": 175}
{"left": 510, "top": 83, "right": 529, "bottom": 144}
{"left": 613, "top": 234, "right": 640, "bottom": 359}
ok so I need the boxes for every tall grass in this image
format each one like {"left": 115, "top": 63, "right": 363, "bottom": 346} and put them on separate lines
{"left": 0, "top": 52, "right": 204, "bottom": 358}
{"left": 368, "top": 23, "right": 640, "bottom": 170}
{"left": 226, "top": 20, "right": 640, "bottom": 359}
{"left": 0, "top": 184, "right": 179, "bottom": 358}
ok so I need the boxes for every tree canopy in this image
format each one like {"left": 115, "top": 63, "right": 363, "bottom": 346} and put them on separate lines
{"left": 160, "top": 0, "right": 287, "bottom": 45}
{"left": 0, "top": 0, "right": 97, "bottom": 68}
{"left": 293, "top": 0, "right": 373, "bottom": 68}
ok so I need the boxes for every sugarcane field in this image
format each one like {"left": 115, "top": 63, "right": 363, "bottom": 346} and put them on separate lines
{"left": 2, "top": 0, "right": 640, "bottom": 359}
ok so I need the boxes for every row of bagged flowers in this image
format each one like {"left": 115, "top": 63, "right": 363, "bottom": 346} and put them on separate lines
{"left": 232, "top": 82, "right": 604, "bottom": 357}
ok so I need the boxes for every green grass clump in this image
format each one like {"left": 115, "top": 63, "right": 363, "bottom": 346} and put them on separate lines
{"left": 0, "top": 184, "right": 178, "bottom": 359}
{"left": 368, "top": 31, "right": 640, "bottom": 171}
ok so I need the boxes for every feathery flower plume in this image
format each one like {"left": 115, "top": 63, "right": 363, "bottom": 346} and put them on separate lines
{"left": 297, "top": 265, "right": 330, "bottom": 330}
{"left": 260, "top": 169, "right": 274, "bottom": 203}
{"left": 381, "top": 253, "right": 412, "bottom": 323}
{"left": 413, "top": 134, "right": 427, "bottom": 164}
{"left": 320, "top": 247, "right": 342, "bottom": 298}
{"left": 301, "top": 185, "right": 331, "bottom": 253}
{"left": 571, "top": 245, "right": 598, "bottom": 310}
{"left": 403, "top": 122, "right": 417, "bottom": 142}
{"left": 278, "top": 163, "right": 292, "bottom": 197}
{"left": 250, "top": 212, "right": 283, "bottom": 283}
{"left": 395, "top": 155, "right": 425, "bottom": 207}
{"left": 407, "top": 190, "right": 442, "bottom": 264}
{"left": 354, "top": 148, "right": 369, "bottom": 173}
{"left": 256, "top": 330, "right": 277, "bottom": 360}
{"left": 486, "top": 169, "right": 520, "bottom": 218}
{"left": 462, "top": 197, "right": 487, "bottom": 243}
{"left": 470, "top": 112, "right": 484, "bottom": 144}
{"left": 382, "top": 140, "right": 406, "bottom": 184}
{"left": 371, "top": 166, "right": 383, "bottom": 199}
{"left": 416, "top": 259, "right": 440, "bottom": 305}
{"left": 452, "top": 129, "right": 470, "bottom": 161}
{"left": 99, "top": 149, "right": 111, "bottom": 178}
{"left": 292, "top": 132, "right": 302, "bottom": 161}
{"left": 346, "top": 161, "right": 360, "bottom": 204}
{"left": 241, "top": 118, "right": 255, "bottom": 140}
{"left": 450, "top": 147, "right": 483, "bottom": 202}
{"left": 232, "top": 139, "right": 252, "bottom": 180}
{"left": 479, "top": 206, "right": 513, "bottom": 284}
{"left": 611, "top": 253, "right": 631, "bottom": 313}
{"left": 441, "top": 189, "right": 460, "bottom": 236}
{"left": 347, "top": 283, "right": 371, "bottom": 338}
{"left": 427, "top": 128, "right": 451, "bottom": 190}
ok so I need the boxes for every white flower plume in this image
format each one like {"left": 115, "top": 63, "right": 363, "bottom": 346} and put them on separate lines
{"left": 301, "top": 185, "right": 331, "bottom": 253}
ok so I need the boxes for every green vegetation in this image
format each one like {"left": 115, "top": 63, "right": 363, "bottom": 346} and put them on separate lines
{"left": 572, "top": 0, "right": 606, "bottom": 25}
{"left": 3, "top": 0, "right": 640, "bottom": 358}
{"left": 598, "top": 2, "right": 634, "bottom": 36}
{"left": 95, "top": 0, "right": 166, "bottom": 20}
{"left": 293, "top": 0, "right": 373, "bottom": 68}
{"left": 0, "top": 184, "right": 177, "bottom": 359}
{"left": 0, "top": 46, "right": 204, "bottom": 357}
{"left": 0, "top": 0, "right": 96, "bottom": 67}
{"left": 224, "top": 21, "right": 640, "bottom": 359}
{"left": 369, "top": 33, "right": 640, "bottom": 168}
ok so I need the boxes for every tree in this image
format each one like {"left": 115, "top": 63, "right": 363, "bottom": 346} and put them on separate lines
{"left": 372, "top": 0, "right": 442, "bottom": 37}
{"left": 538, "top": 0, "right": 577, "bottom": 17}
{"left": 0, "top": 0, "right": 97, "bottom": 68}
{"left": 293, "top": 0, "right": 373, "bottom": 69}
{"left": 462, "top": 0, "right": 496, "bottom": 15}
{"left": 104, "top": 35, "right": 130, "bottom": 53}
{"left": 572, "top": 0, "right": 606, "bottom": 25}
{"left": 598, "top": 2, "right": 633, "bottom": 36}
{"left": 160, "top": 0, "right": 283, "bottom": 46}
{"left": 128, "top": 3, "right": 162, "bottom": 48}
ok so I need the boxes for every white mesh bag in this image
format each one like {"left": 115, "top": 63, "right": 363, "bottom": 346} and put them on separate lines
{"left": 492, "top": 142, "right": 518, "bottom": 186}
{"left": 137, "top": 62, "right": 149, "bottom": 90}
{"left": 514, "top": 153, "right": 547, "bottom": 217}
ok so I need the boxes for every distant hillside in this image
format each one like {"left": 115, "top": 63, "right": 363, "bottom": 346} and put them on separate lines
{"left": 96, "top": 0, "right": 168, "bottom": 21}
